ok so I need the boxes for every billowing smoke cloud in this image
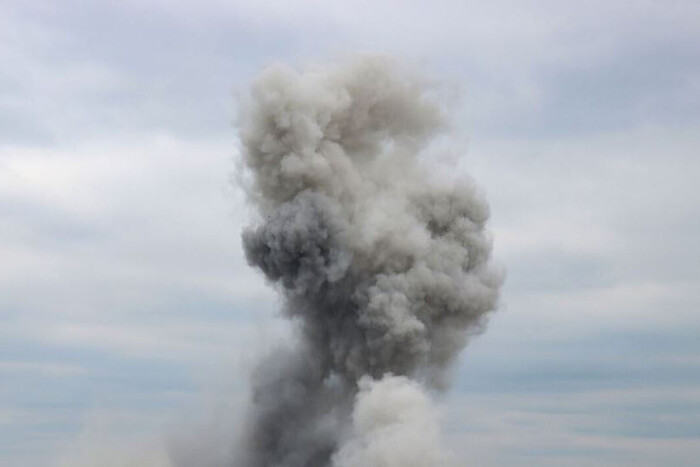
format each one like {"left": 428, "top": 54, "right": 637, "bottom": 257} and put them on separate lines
{"left": 237, "top": 56, "right": 503, "bottom": 467}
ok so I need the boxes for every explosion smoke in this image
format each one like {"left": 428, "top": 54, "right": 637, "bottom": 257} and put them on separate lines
{"left": 237, "top": 56, "right": 502, "bottom": 467}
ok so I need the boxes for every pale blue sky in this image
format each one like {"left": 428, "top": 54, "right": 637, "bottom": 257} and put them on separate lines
{"left": 1, "top": 1, "right": 699, "bottom": 466}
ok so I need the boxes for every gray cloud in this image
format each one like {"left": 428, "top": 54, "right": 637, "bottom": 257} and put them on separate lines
{"left": 235, "top": 56, "right": 502, "bottom": 467}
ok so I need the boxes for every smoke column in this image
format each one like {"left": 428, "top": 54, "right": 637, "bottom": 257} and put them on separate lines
{"left": 237, "top": 56, "right": 503, "bottom": 467}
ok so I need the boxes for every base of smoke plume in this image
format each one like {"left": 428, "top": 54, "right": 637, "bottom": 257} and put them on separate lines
{"left": 333, "top": 375, "right": 453, "bottom": 467}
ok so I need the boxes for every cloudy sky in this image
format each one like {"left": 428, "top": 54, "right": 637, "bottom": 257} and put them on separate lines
{"left": 2, "top": 0, "right": 700, "bottom": 465}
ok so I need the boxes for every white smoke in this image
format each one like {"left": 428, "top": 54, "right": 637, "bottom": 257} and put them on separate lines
{"left": 333, "top": 375, "right": 451, "bottom": 467}
{"left": 237, "top": 55, "right": 503, "bottom": 467}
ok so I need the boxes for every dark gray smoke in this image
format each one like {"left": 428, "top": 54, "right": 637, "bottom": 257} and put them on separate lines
{"left": 237, "top": 56, "right": 503, "bottom": 467}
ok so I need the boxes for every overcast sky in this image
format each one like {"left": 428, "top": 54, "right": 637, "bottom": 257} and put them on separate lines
{"left": 2, "top": 1, "right": 700, "bottom": 466}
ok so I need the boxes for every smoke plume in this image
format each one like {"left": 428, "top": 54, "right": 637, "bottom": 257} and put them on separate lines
{"left": 237, "top": 56, "right": 502, "bottom": 467}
